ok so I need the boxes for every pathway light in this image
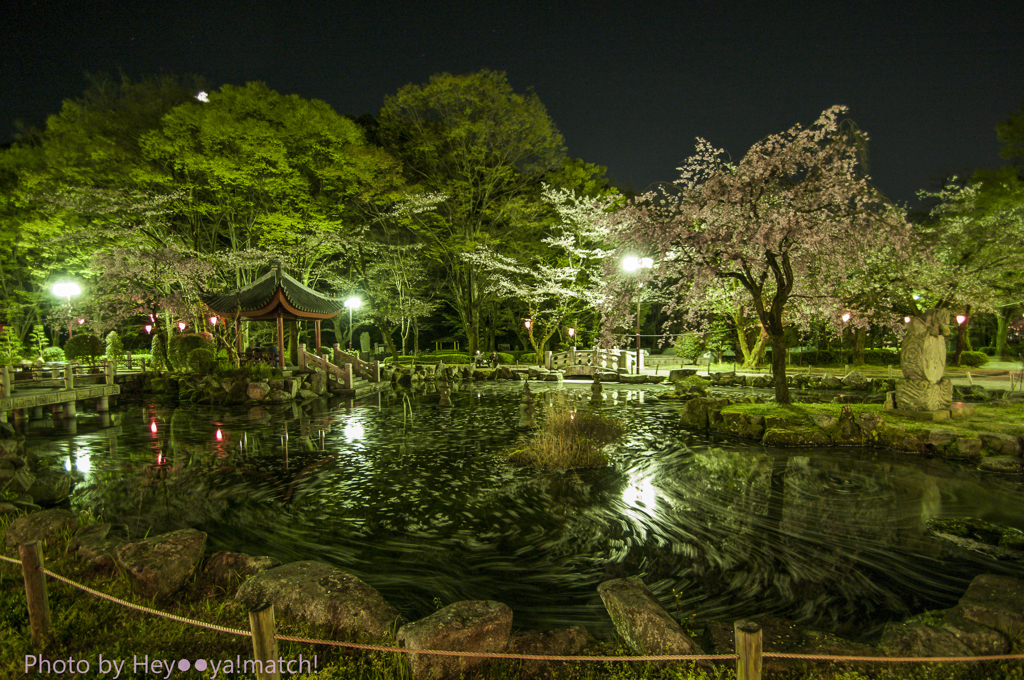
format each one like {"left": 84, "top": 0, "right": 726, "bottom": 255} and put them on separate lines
{"left": 344, "top": 296, "right": 362, "bottom": 349}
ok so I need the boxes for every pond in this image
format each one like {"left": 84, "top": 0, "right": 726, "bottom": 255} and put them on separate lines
{"left": 22, "top": 383, "right": 1024, "bottom": 640}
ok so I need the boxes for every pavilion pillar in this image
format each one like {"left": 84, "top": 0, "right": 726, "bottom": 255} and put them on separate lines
{"left": 315, "top": 320, "right": 322, "bottom": 352}
{"left": 276, "top": 313, "right": 285, "bottom": 369}
{"left": 288, "top": 320, "right": 298, "bottom": 366}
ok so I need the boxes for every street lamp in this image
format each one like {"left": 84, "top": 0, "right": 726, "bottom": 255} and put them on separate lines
{"left": 568, "top": 327, "right": 575, "bottom": 349}
{"left": 622, "top": 256, "right": 653, "bottom": 373}
{"left": 344, "top": 297, "right": 362, "bottom": 350}
{"left": 52, "top": 282, "right": 81, "bottom": 339}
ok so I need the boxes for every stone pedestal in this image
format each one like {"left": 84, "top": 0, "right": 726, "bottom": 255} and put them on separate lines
{"left": 895, "top": 378, "right": 952, "bottom": 412}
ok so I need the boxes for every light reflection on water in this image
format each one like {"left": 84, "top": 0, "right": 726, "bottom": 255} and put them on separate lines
{"left": 24, "top": 383, "right": 1024, "bottom": 638}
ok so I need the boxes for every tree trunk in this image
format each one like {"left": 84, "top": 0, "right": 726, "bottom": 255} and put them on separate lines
{"left": 995, "top": 305, "right": 1015, "bottom": 360}
{"left": 413, "top": 317, "right": 420, "bottom": 356}
{"left": 954, "top": 304, "right": 971, "bottom": 365}
{"left": 851, "top": 327, "right": 867, "bottom": 365}
{"left": 771, "top": 333, "right": 791, "bottom": 404}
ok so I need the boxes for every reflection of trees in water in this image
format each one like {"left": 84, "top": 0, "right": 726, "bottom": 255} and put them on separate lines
{"left": 654, "top": 449, "right": 938, "bottom": 635}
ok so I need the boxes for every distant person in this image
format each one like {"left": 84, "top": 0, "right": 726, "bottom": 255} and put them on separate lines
{"left": 489, "top": 351, "right": 499, "bottom": 368}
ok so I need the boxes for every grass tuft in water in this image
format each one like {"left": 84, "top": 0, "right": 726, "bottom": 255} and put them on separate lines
{"left": 510, "top": 410, "right": 625, "bottom": 469}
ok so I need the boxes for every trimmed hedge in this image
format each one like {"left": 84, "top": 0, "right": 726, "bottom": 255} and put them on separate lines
{"left": 64, "top": 334, "right": 104, "bottom": 362}
{"left": 168, "top": 333, "right": 214, "bottom": 371}
{"left": 187, "top": 348, "right": 217, "bottom": 373}
{"left": 950, "top": 351, "right": 989, "bottom": 368}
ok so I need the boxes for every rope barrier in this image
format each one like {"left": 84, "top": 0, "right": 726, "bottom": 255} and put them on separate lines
{"left": 3, "top": 552, "right": 1023, "bottom": 665}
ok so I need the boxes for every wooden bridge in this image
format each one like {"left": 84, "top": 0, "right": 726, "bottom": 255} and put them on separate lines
{"left": 297, "top": 343, "right": 383, "bottom": 394}
{"left": 544, "top": 347, "right": 641, "bottom": 376}
{"left": 0, "top": 363, "right": 121, "bottom": 423}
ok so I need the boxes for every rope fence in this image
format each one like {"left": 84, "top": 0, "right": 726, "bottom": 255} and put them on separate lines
{"left": 2, "top": 544, "right": 1022, "bottom": 680}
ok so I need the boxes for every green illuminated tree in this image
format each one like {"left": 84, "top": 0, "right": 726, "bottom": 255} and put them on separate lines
{"left": 378, "top": 70, "right": 570, "bottom": 354}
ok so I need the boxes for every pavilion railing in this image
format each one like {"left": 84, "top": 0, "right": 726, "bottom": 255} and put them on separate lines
{"left": 328, "top": 343, "right": 380, "bottom": 383}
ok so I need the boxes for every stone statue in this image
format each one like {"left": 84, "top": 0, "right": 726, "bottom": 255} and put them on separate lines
{"left": 896, "top": 308, "right": 953, "bottom": 411}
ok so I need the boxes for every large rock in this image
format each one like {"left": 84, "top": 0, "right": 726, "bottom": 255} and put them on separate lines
{"left": 879, "top": 609, "right": 1009, "bottom": 657}
{"left": 68, "top": 523, "right": 130, "bottom": 571}
{"left": 308, "top": 371, "right": 328, "bottom": 396}
{"left": 235, "top": 561, "right": 398, "bottom": 638}
{"left": 668, "top": 369, "right": 698, "bottom": 381}
{"left": 508, "top": 626, "right": 594, "bottom": 679}
{"left": 26, "top": 469, "right": 74, "bottom": 506}
{"left": 246, "top": 381, "right": 271, "bottom": 401}
{"left": 203, "top": 551, "right": 281, "bottom": 589}
{"left": 619, "top": 373, "right": 648, "bottom": 385}
{"left": 4, "top": 508, "right": 79, "bottom": 554}
{"left": 895, "top": 378, "right": 953, "bottom": 412}
{"left": 397, "top": 600, "right": 512, "bottom": 680}
{"left": 115, "top": 528, "right": 207, "bottom": 599}
{"left": 597, "top": 577, "right": 703, "bottom": 656}
{"left": 951, "top": 574, "right": 1024, "bottom": 643}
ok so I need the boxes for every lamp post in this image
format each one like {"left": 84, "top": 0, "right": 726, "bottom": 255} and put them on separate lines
{"left": 345, "top": 297, "right": 362, "bottom": 350}
{"left": 568, "top": 326, "right": 575, "bottom": 349}
{"left": 52, "top": 282, "right": 81, "bottom": 340}
{"left": 841, "top": 313, "right": 851, "bottom": 366}
{"left": 622, "top": 256, "right": 653, "bottom": 373}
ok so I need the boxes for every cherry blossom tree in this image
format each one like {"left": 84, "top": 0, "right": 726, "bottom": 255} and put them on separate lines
{"left": 604, "top": 106, "right": 910, "bottom": 403}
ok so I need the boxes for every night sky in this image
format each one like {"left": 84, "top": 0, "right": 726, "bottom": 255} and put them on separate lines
{"left": 4, "top": 1, "right": 1022, "bottom": 206}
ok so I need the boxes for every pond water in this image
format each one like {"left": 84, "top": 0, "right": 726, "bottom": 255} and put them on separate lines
{"left": 23, "top": 383, "right": 1024, "bottom": 640}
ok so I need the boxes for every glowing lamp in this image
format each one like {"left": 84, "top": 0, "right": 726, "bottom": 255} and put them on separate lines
{"left": 215, "top": 429, "right": 223, "bottom": 441}
{"left": 209, "top": 316, "right": 218, "bottom": 326}
{"left": 150, "top": 422, "right": 158, "bottom": 434}
{"left": 177, "top": 322, "right": 186, "bottom": 331}
{"left": 144, "top": 324, "right": 153, "bottom": 334}
{"left": 956, "top": 315, "right": 966, "bottom": 325}
{"left": 568, "top": 327, "right": 575, "bottom": 338}
{"left": 904, "top": 316, "right": 911, "bottom": 323}
{"left": 344, "top": 297, "right": 362, "bottom": 311}
{"left": 52, "top": 282, "right": 81, "bottom": 299}
{"left": 841, "top": 313, "right": 851, "bottom": 322}
{"left": 77, "top": 318, "right": 85, "bottom": 325}
{"left": 524, "top": 318, "right": 532, "bottom": 331}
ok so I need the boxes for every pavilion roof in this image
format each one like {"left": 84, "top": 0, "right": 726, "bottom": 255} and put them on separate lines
{"left": 202, "top": 267, "right": 347, "bottom": 320}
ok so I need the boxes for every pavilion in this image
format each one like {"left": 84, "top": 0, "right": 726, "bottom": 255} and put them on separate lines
{"left": 202, "top": 265, "right": 348, "bottom": 368}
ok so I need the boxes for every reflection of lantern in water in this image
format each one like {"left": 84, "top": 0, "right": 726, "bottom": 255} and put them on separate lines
{"left": 215, "top": 429, "right": 223, "bottom": 441}
{"left": 156, "top": 453, "right": 164, "bottom": 465}
{"left": 150, "top": 421, "right": 158, "bottom": 434}
{"left": 344, "top": 421, "right": 364, "bottom": 441}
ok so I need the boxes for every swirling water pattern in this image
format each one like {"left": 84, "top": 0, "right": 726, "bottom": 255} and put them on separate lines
{"left": 37, "top": 384, "right": 1024, "bottom": 640}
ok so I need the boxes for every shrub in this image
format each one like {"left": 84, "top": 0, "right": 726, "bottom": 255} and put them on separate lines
{"left": 0, "top": 326, "right": 23, "bottom": 365}
{"left": 519, "top": 352, "right": 538, "bottom": 364}
{"left": 105, "top": 331, "right": 125, "bottom": 365}
{"left": 41, "top": 346, "right": 66, "bottom": 362}
{"left": 150, "top": 334, "right": 167, "bottom": 371}
{"left": 509, "top": 410, "right": 624, "bottom": 469}
{"left": 951, "top": 351, "right": 989, "bottom": 368}
{"left": 673, "top": 333, "right": 703, "bottom": 363}
{"left": 64, "top": 333, "right": 104, "bottom": 362}
{"left": 497, "top": 352, "right": 514, "bottom": 364}
{"left": 168, "top": 333, "right": 214, "bottom": 371}
{"left": 186, "top": 348, "right": 217, "bottom": 374}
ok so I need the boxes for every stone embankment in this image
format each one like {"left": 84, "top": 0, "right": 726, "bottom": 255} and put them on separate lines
{"left": 386, "top": 362, "right": 667, "bottom": 387}
{"left": 6, "top": 509, "right": 1023, "bottom": 679}
{"left": 666, "top": 371, "right": 1024, "bottom": 473}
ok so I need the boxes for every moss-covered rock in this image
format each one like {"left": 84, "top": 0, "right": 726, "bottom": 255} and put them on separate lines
{"left": 762, "top": 426, "right": 832, "bottom": 447}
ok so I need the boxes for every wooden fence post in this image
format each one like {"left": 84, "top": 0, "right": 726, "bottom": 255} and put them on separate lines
{"left": 734, "top": 620, "right": 762, "bottom": 680}
{"left": 248, "top": 602, "right": 281, "bottom": 680}
{"left": 19, "top": 541, "right": 50, "bottom": 647}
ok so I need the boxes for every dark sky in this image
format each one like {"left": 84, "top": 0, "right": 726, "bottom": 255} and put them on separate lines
{"left": 3, "top": 1, "right": 1022, "bottom": 205}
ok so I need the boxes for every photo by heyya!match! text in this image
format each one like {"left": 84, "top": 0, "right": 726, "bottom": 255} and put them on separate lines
{"left": 25, "top": 653, "right": 319, "bottom": 677}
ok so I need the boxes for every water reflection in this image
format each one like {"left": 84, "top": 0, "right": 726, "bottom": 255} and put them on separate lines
{"left": 24, "top": 385, "right": 1024, "bottom": 637}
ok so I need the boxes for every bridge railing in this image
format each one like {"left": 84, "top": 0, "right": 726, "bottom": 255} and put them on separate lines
{"left": 1, "top": 362, "right": 116, "bottom": 398}
{"left": 297, "top": 344, "right": 351, "bottom": 389}
{"left": 544, "top": 347, "right": 639, "bottom": 374}
{"left": 329, "top": 343, "right": 380, "bottom": 383}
